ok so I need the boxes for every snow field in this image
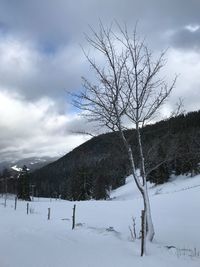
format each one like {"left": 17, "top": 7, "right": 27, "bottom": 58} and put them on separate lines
{"left": 0, "top": 174, "right": 200, "bottom": 267}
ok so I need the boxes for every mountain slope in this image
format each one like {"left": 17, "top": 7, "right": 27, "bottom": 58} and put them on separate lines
{"left": 31, "top": 110, "right": 200, "bottom": 199}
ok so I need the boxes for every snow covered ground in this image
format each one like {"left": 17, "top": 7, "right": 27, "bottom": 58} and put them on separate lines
{"left": 0, "top": 174, "right": 200, "bottom": 267}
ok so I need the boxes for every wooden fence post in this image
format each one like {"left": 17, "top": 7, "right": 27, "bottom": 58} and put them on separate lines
{"left": 72, "top": 204, "right": 76, "bottom": 230}
{"left": 141, "top": 210, "right": 146, "bottom": 256}
{"left": 48, "top": 208, "right": 51, "bottom": 220}
{"left": 27, "top": 203, "right": 29, "bottom": 215}
{"left": 4, "top": 178, "right": 7, "bottom": 208}
{"left": 14, "top": 196, "right": 17, "bottom": 210}
{"left": 4, "top": 194, "right": 7, "bottom": 208}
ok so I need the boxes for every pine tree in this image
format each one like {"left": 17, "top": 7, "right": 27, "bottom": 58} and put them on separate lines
{"left": 17, "top": 165, "right": 31, "bottom": 201}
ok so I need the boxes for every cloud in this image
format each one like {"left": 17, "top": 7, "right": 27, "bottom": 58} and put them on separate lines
{"left": 0, "top": 0, "right": 199, "bottom": 49}
{"left": 163, "top": 48, "right": 200, "bottom": 112}
{"left": 0, "top": 34, "right": 88, "bottom": 102}
{"left": 0, "top": 0, "right": 199, "bottom": 101}
{"left": 169, "top": 25, "right": 200, "bottom": 50}
{"left": 0, "top": 90, "right": 90, "bottom": 161}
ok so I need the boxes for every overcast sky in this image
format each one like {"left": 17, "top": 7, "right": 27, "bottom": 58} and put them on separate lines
{"left": 0, "top": 0, "right": 200, "bottom": 162}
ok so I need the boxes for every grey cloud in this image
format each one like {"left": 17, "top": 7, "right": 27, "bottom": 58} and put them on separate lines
{"left": 0, "top": 37, "right": 87, "bottom": 101}
{"left": 0, "top": 0, "right": 199, "bottom": 101}
{"left": 0, "top": 0, "right": 199, "bottom": 45}
{"left": 170, "top": 28, "right": 200, "bottom": 50}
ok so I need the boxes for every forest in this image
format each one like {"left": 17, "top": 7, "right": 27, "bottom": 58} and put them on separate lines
{"left": 25, "top": 110, "right": 200, "bottom": 200}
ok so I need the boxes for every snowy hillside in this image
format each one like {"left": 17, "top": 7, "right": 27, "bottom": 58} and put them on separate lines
{"left": 0, "top": 174, "right": 200, "bottom": 267}
{"left": 111, "top": 173, "right": 200, "bottom": 200}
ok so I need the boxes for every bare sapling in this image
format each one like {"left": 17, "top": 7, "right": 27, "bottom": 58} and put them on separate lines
{"left": 129, "top": 216, "right": 137, "bottom": 241}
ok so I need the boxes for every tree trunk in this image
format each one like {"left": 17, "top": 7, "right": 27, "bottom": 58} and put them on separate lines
{"left": 119, "top": 126, "right": 155, "bottom": 242}
{"left": 141, "top": 210, "right": 146, "bottom": 256}
{"left": 142, "top": 184, "right": 155, "bottom": 241}
{"left": 136, "top": 126, "right": 155, "bottom": 241}
{"left": 127, "top": 144, "right": 155, "bottom": 241}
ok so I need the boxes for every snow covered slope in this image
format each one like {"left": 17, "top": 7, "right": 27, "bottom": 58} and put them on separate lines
{"left": 111, "top": 173, "right": 200, "bottom": 200}
{"left": 0, "top": 174, "right": 200, "bottom": 267}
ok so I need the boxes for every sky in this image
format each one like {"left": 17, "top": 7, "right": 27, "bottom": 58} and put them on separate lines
{"left": 0, "top": 0, "right": 200, "bottom": 162}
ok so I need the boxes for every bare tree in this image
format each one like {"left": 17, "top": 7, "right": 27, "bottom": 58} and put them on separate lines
{"left": 71, "top": 21, "right": 176, "bottom": 252}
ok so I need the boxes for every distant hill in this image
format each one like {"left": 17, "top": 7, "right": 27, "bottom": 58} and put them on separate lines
{"left": 0, "top": 156, "right": 58, "bottom": 173}
{"left": 31, "top": 110, "right": 200, "bottom": 200}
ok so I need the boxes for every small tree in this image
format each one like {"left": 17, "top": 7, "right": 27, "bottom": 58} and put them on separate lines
{"left": 72, "top": 21, "right": 176, "bottom": 252}
{"left": 17, "top": 165, "right": 31, "bottom": 201}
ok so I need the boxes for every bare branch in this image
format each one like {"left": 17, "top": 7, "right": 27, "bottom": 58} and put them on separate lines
{"left": 70, "top": 130, "right": 97, "bottom": 137}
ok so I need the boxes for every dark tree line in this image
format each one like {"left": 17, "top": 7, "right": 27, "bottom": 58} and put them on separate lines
{"left": 28, "top": 110, "right": 200, "bottom": 200}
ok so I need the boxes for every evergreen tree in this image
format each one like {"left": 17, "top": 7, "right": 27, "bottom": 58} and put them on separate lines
{"left": 147, "top": 143, "right": 170, "bottom": 184}
{"left": 148, "top": 164, "right": 169, "bottom": 185}
{"left": 70, "top": 166, "right": 93, "bottom": 201}
{"left": 93, "top": 175, "right": 109, "bottom": 200}
{"left": 17, "top": 165, "right": 31, "bottom": 201}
